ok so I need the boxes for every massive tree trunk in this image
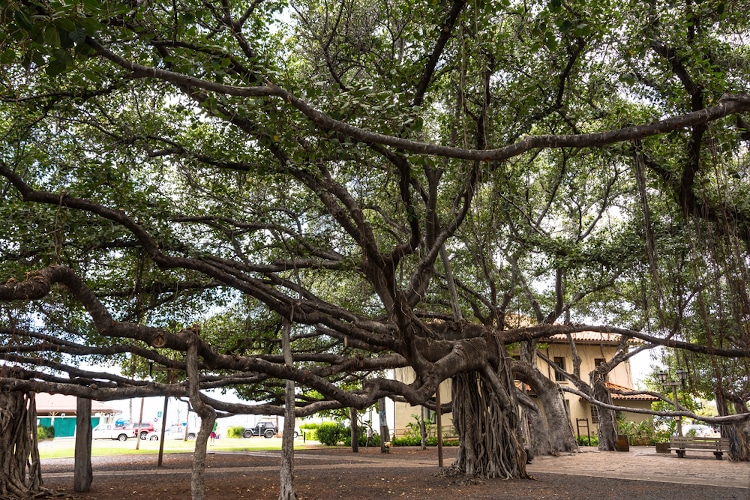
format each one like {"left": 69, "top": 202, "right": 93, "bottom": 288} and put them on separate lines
{"left": 449, "top": 360, "right": 529, "bottom": 479}
{"left": 0, "top": 380, "right": 49, "bottom": 498}
{"left": 512, "top": 360, "right": 578, "bottom": 456}
{"left": 515, "top": 391, "right": 549, "bottom": 458}
{"left": 717, "top": 389, "right": 749, "bottom": 461}
{"left": 591, "top": 375, "right": 617, "bottom": 451}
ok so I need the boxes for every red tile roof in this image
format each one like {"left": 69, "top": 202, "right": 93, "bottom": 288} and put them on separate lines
{"left": 606, "top": 382, "right": 659, "bottom": 401}
{"left": 545, "top": 331, "right": 645, "bottom": 345}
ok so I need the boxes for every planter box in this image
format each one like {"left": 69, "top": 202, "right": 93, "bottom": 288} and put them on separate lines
{"left": 615, "top": 434, "right": 629, "bottom": 452}
{"left": 655, "top": 442, "right": 670, "bottom": 453}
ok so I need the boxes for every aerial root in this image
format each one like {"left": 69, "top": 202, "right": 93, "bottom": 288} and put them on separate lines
{"left": 433, "top": 464, "right": 486, "bottom": 485}
{"left": 0, "top": 486, "right": 67, "bottom": 500}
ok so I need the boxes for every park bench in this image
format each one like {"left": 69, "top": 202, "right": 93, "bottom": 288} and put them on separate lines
{"left": 669, "top": 436, "right": 730, "bottom": 459}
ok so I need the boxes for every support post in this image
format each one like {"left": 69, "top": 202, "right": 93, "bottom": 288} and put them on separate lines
{"left": 350, "top": 407, "right": 359, "bottom": 453}
{"left": 135, "top": 397, "right": 145, "bottom": 450}
{"left": 158, "top": 371, "right": 172, "bottom": 467}
{"left": 74, "top": 397, "right": 93, "bottom": 492}
{"left": 436, "top": 387, "right": 443, "bottom": 467}
{"left": 379, "top": 398, "right": 389, "bottom": 453}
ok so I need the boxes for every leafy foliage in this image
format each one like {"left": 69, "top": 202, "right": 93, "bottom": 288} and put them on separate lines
{"left": 0, "top": 0, "right": 749, "bottom": 482}
{"left": 617, "top": 418, "right": 672, "bottom": 446}
{"left": 316, "top": 422, "right": 346, "bottom": 446}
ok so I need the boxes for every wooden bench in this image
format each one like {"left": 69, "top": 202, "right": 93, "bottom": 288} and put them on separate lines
{"left": 669, "top": 436, "right": 730, "bottom": 459}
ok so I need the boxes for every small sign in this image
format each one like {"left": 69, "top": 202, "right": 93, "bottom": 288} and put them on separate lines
{"left": 154, "top": 417, "right": 159, "bottom": 423}
{"left": 157, "top": 411, "right": 162, "bottom": 417}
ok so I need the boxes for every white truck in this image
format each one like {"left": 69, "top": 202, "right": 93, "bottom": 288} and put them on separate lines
{"left": 92, "top": 423, "right": 130, "bottom": 441}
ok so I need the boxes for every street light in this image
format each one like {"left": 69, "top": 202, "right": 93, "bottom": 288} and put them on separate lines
{"left": 656, "top": 368, "right": 688, "bottom": 437}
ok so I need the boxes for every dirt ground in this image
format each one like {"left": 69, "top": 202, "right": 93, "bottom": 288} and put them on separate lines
{"left": 41, "top": 446, "right": 748, "bottom": 500}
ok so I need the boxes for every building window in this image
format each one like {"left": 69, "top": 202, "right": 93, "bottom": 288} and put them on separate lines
{"left": 554, "top": 357, "right": 566, "bottom": 382}
{"left": 426, "top": 408, "right": 436, "bottom": 424}
{"left": 594, "top": 358, "right": 608, "bottom": 381}
{"left": 591, "top": 404, "right": 600, "bottom": 424}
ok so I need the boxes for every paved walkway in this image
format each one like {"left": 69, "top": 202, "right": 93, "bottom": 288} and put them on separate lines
{"left": 526, "top": 447, "right": 749, "bottom": 489}
{"left": 42, "top": 446, "right": 749, "bottom": 489}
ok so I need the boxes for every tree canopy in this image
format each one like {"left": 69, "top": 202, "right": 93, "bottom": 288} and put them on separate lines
{"left": 1, "top": 0, "right": 749, "bottom": 489}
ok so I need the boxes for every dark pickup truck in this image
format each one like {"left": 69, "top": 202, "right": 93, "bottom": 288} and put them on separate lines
{"left": 243, "top": 421, "right": 278, "bottom": 438}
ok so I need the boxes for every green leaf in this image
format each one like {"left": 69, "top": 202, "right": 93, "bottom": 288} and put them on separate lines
{"left": 69, "top": 27, "right": 88, "bottom": 45}
{"left": 46, "top": 49, "right": 73, "bottom": 76}
{"left": 44, "top": 26, "right": 61, "bottom": 47}
{"left": 14, "top": 9, "right": 32, "bottom": 30}
{"left": 46, "top": 57, "right": 68, "bottom": 77}
{"left": 0, "top": 48, "right": 16, "bottom": 64}
{"left": 54, "top": 18, "right": 77, "bottom": 32}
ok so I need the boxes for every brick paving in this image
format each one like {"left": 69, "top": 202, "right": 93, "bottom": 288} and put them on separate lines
{"left": 526, "top": 446, "right": 749, "bottom": 489}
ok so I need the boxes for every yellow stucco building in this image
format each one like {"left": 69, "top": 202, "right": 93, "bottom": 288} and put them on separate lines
{"left": 392, "top": 332, "right": 657, "bottom": 440}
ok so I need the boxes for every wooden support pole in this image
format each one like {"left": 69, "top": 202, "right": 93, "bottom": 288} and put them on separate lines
{"left": 74, "top": 397, "right": 93, "bottom": 492}
{"left": 135, "top": 397, "right": 145, "bottom": 450}
{"left": 379, "top": 398, "right": 389, "bottom": 453}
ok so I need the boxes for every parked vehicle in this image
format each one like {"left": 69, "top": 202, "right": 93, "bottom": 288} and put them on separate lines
{"left": 131, "top": 422, "right": 156, "bottom": 439}
{"left": 146, "top": 425, "right": 196, "bottom": 441}
{"left": 92, "top": 423, "right": 130, "bottom": 441}
{"left": 243, "top": 421, "right": 278, "bottom": 438}
{"left": 682, "top": 424, "right": 720, "bottom": 437}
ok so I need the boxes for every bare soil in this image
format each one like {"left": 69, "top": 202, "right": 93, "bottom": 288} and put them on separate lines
{"left": 41, "top": 446, "right": 748, "bottom": 499}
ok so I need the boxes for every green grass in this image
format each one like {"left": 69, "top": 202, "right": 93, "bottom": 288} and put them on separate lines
{"left": 38, "top": 437, "right": 313, "bottom": 459}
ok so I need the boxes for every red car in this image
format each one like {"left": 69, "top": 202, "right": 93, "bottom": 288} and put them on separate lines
{"left": 130, "top": 422, "right": 156, "bottom": 439}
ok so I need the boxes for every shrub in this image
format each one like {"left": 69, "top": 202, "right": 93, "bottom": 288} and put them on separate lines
{"left": 317, "top": 422, "right": 345, "bottom": 446}
{"left": 227, "top": 426, "right": 245, "bottom": 438}
{"left": 617, "top": 418, "right": 670, "bottom": 446}
{"left": 299, "top": 422, "right": 319, "bottom": 441}
{"left": 37, "top": 425, "right": 54, "bottom": 440}
{"left": 391, "top": 436, "right": 459, "bottom": 447}
{"left": 576, "top": 435, "right": 598, "bottom": 447}
{"left": 341, "top": 427, "right": 381, "bottom": 447}
{"left": 404, "top": 415, "right": 432, "bottom": 440}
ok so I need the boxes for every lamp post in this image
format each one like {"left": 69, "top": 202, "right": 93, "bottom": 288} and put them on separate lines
{"left": 656, "top": 368, "right": 688, "bottom": 436}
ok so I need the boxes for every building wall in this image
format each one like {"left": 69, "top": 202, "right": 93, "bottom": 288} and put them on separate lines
{"left": 37, "top": 416, "right": 102, "bottom": 437}
{"left": 393, "top": 342, "right": 651, "bottom": 438}
{"left": 536, "top": 342, "right": 637, "bottom": 435}
{"left": 537, "top": 343, "right": 633, "bottom": 387}
{"left": 392, "top": 367, "right": 452, "bottom": 438}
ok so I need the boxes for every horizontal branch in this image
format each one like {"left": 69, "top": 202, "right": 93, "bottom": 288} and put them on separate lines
{"left": 87, "top": 39, "right": 750, "bottom": 162}
{"left": 561, "top": 385, "right": 750, "bottom": 424}
{"left": 501, "top": 323, "right": 750, "bottom": 358}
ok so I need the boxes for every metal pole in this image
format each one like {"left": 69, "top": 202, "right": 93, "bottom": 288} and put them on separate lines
{"left": 436, "top": 387, "right": 443, "bottom": 468}
{"left": 672, "top": 384, "right": 682, "bottom": 437}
